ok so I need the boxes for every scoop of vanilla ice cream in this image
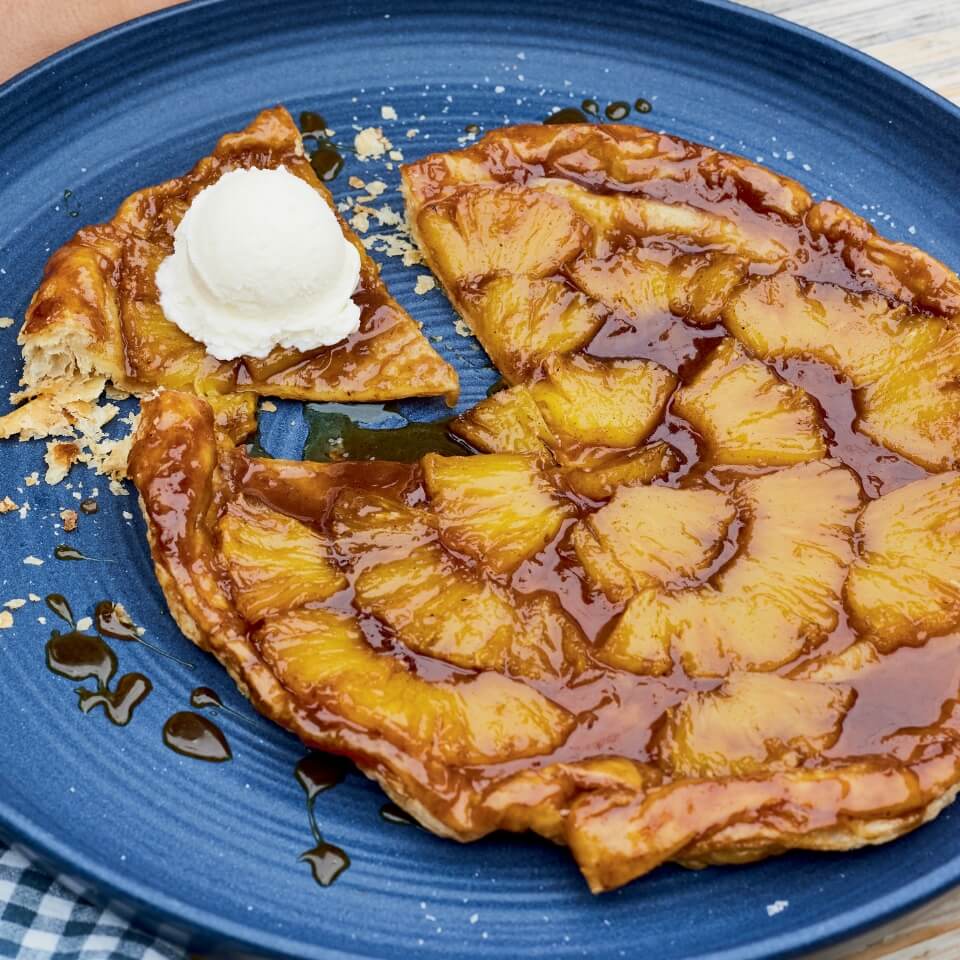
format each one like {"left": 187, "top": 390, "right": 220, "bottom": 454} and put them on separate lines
{"left": 156, "top": 166, "right": 361, "bottom": 360}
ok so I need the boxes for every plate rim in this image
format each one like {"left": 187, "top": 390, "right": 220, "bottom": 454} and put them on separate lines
{"left": 2, "top": 1, "right": 960, "bottom": 957}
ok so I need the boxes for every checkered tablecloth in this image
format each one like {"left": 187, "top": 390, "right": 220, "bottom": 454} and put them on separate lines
{"left": 0, "top": 844, "right": 184, "bottom": 960}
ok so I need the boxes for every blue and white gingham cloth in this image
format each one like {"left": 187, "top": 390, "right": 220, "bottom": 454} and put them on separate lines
{"left": 0, "top": 844, "right": 185, "bottom": 960}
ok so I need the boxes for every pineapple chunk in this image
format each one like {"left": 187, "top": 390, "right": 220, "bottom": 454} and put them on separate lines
{"left": 659, "top": 673, "right": 852, "bottom": 778}
{"left": 568, "top": 250, "right": 746, "bottom": 327}
{"left": 258, "top": 607, "right": 572, "bottom": 764}
{"left": 331, "top": 489, "right": 437, "bottom": 572}
{"left": 601, "top": 461, "right": 862, "bottom": 675}
{"left": 573, "top": 486, "right": 736, "bottom": 602}
{"left": 354, "top": 543, "right": 517, "bottom": 670}
{"left": 724, "top": 274, "right": 960, "bottom": 470}
{"left": 530, "top": 177, "right": 789, "bottom": 262}
{"left": 122, "top": 299, "right": 215, "bottom": 388}
{"left": 530, "top": 354, "right": 676, "bottom": 449}
{"left": 219, "top": 497, "right": 346, "bottom": 621}
{"left": 451, "top": 385, "right": 554, "bottom": 459}
{"left": 673, "top": 338, "right": 827, "bottom": 466}
{"left": 567, "top": 250, "right": 670, "bottom": 323}
{"left": 422, "top": 453, "right": 572, "bottom": 573}
{"left": 859, "top": 326, "right": 960, "bottom": 471}
{"left": 416, "top": 183, "right": 588, "bottom": 283}
{"left": 464, "top": 276, "right": 608, "bottom": 382}
{"left": 846, "top": 472, "right": 960, "bottom": 649}
{"left": 564, "top": 442, "right": 678, "bottom": 500}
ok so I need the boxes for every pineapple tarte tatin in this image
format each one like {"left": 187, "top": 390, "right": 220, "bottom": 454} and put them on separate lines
{"left": 0, "top": 107, "right": 457, "bottom": 479}
{"left": 129, "top": 122, "right": 960, "bottom": 893}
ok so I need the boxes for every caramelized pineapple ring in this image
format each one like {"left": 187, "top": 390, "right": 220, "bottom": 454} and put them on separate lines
{"left": 257, "top": 608, "right": 573, "bottom": 765}
{"left": 601, "top": 461, "right": 863, "bottom": 676}
{"left": 218, "top": 496, "right": 346, "bottom": 621}
{"left": 450, "top": 385, "right": 554, "bottom": 460}
{"left": 572, "top": 486, "right": 736, "bottom": 603}
{"left": 725, "top": 273, "right": 960, "bottom": 470}
{"left": 450, "top": 384, "right": 679, "bottom": 497}
{"left": 422, "top": 452, "right": 572, "bottom": 573}
{"left": 462, "top": 277, "right": 608, "bottom": 383}
{"left": 568, "top": 249, "right": 747, "bottom": 328}
{"left": 673, "top": 338, "right": 827, "bottom": 466}
{"left": 659, "top": 673, "right": 853, "bottom": 778}
{"left": 846, "top": 472, "right": 960, "bottom": 649}
{"left": 530, "top": 354, "right": 676, "bottom": 450}
{"left": 529, "top": 177, "right": 792, "bottom": 263}
{"left": 415, "top": 183, "right": 589, "bottom": 283}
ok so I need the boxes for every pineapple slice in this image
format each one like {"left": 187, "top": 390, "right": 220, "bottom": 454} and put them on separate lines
{"left": 530, "top": 354, "right": 676, "bottom": 449}
{"left": 122, "top": 299, "right": 219, "bottom": 389}
{"left": 451, "top": 385, "right": 554, "bottom": 459}
{"left": 659, "top": 673, "right": 852, "bottom": 778}
{"left": 568, "top": 250, "right": 746, "bottom": 327}
{"left": 673, "top": 338, "right": 827, "bottom": 466}
{"left": 422, "top": 453, "right": 572, "bottom": 573}
{"left": 859, "top": 326, "right": 960, "bottom": 472}
{"left": 530, "top": 177, "right": 790, "bottom": 262}
{"left": 564, "top": 442, "right": 678, "bottom": 500}
{"left": 573, "top": 485, "right": 736, "bottom": 602}
{"left": 846, "top": 472, "right": 960, "bottom": 649}
{"left": 257, "top": 607, "right": 572, "bottom": 764}
{"left": 354, "top": 543, "right": 517, "bottom": 670}
{"left": 724, "top": 274, "right": 960, "bottom": 470}
{"left": 353, "top": 541, "right": 584, "bottom": 678}
{"left": 464, "top": 276, "right": 608, "bottom": 382}
{"left": 415, "top": 183, "right": 588, "bottom": 283}
{"left": 331, "top": 489, "right": 437, "bottom": 570}
{"left": 600, "top": 461, "right": 862, "bottom": 675}
{"left": 219, "top": 497, "right": 346, "bottom": 621}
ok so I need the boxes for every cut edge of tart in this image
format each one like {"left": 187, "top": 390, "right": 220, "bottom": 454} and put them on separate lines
{"left": 0, "top": 106, "right": 458, "bottom": 484}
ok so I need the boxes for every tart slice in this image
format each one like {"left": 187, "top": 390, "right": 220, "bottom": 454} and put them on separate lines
{"left": 0, "top": 107, "right": 457, "bottom": 474}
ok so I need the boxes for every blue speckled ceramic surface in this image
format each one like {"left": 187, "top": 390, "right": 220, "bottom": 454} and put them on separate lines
{"left": 2, "top": 1, "right": 960, "bottom": 957}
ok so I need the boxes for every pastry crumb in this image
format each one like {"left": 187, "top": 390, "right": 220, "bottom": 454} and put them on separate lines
{"left": 455, "top": 318, "right": 472, "bottom": 337}
{"left": 354, "top": 126, "right": 392, "bottom": 160}
{"left": 0, "top": 317, "right": 14, "bottom": 329}
{"left": 0, "top": 496, "right": 18, "bottom": 514}
{"left": 28, "top": 593, "right": 40, "bottom": 602}
{"left": 388, "top": 149, "right": 404, "bottom": 162}
{"left": 0, "top": 611, "right": 13, "bottom": 629}
{"left": 79, "top": 497, "right": 98, "bottom": 515}
{"left": 45, "top": 440, "right": 82, "bottom": 485}
{"left": 260, "top": 400, "right": 277, "bottom": 413}
{"left": 23, "top": 555, "right": 43, "bottom": 566}
{"left": 60, "top": 508, "right": 78, "bottom": 532}
{"left": 414, "top": 276, "right": 436, "bottom": 295}
{"left": 406, "top": 128, "right": 419, "bottom": 139}
{"left": 76, "top": 616, "right": 93, "bottom": 631}
{"left": 109, "top": 479, "right": 128, "bottom": 497}
{"left": 4, "top": 599, "right": 25, "bottom": 610}
{"left": 380, "top": 105, "right": 397, "bottom": 121}
{"left": 348, "top": 175, "right": 366, "bottom": 189}
{"left": 24, "top": 472, "right": 38, "bottom": 487}
{"left": 366, "top": 180, "right": 387, "bottom": 198}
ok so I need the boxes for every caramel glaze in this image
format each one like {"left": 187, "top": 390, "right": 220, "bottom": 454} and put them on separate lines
{"left": 130, "top": 125, "right": 960, "bottom": 891}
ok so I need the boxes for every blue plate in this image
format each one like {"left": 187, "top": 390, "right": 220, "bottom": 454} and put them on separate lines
{"left": 2, "top": 1, "right": 960, "bottom": 957}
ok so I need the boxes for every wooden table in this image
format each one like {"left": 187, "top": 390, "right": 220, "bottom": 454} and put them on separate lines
{"left": 735, "top": 5, "right": 960, "bottom": 957}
